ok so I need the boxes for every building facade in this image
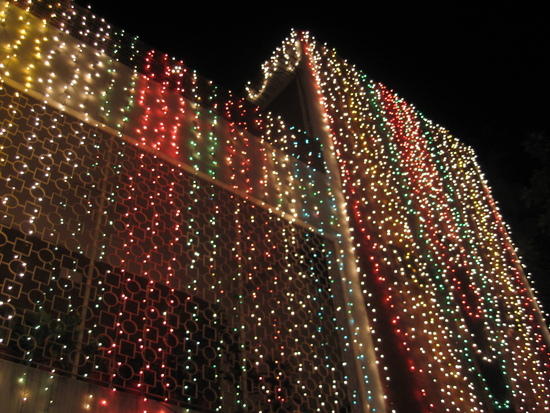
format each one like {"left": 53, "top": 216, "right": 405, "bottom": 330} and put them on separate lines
{"left": 0, "top": 1, "right": 549, "bottom": 412}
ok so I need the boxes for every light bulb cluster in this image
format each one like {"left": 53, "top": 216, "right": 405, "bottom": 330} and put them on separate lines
{"left": 245, "top": 25, "right": 550, "bottom": 411}
{"left": 279, "top": 30, "right": 548, "bottom": 412}
{"left": 1, "top": 0, "right": 548, "bottom": 412}
{"left": 0, "top": 1, "right": 360, "bottom": 412}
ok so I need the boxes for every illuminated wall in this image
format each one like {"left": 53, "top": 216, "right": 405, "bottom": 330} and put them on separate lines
{"left": 0, "top": 1, "right": 549, "bottom": 413}
{"left": 0, "top": 1, "right": 367, "bottom": 412}
{"left": 248, "top": 30, "right": 550, "bottom": 412}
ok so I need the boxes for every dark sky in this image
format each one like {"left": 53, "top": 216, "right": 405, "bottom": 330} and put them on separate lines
{"left": 76, "top": 1, "right": 549, "bottom": 310}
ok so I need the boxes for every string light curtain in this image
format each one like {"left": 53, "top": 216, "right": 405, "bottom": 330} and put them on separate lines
{"left": 0, "top": 0, "right": 549, "bottom": 412}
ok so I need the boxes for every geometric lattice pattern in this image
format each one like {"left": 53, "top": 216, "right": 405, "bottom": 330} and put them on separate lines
{"left": 0, "top": 83, "right": 352, "bottom": 412}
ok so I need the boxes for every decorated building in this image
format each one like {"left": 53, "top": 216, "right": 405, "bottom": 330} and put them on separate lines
{"left": 0, "top": 1, "right": 549, "bottom": 412}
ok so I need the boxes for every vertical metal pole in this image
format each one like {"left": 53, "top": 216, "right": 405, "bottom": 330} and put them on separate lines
{"left": 72, "top": 133, "right": 113, "bottom": 376}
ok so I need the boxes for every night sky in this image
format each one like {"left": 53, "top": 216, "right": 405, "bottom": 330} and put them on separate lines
{"left": 75, "top": 1, "right": 549, "bottom": 310}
